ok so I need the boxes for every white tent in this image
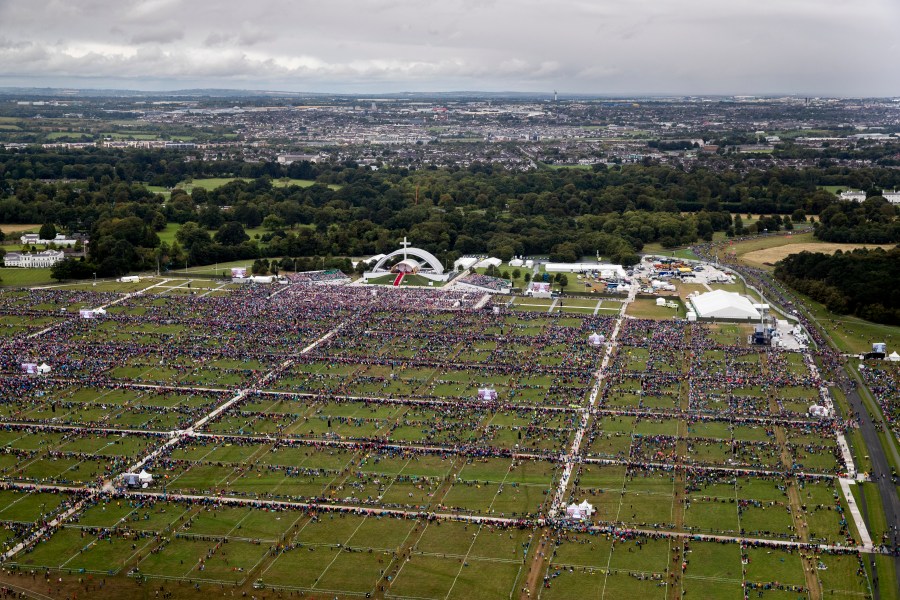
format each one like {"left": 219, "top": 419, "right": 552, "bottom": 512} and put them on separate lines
{"left": 565, "top": 500, "right": 595, "bottom": 520}
{"left": 690, "top": 290, "right": 761, "bottom": 320}
{"left": 124, "top": 470, "right": 154, "bottom": 488}
{"left": 37, "top": 363, "right": 51, "bottom": 375}
{"left": 478, "top": 387, "right": 498, "bottom": 401}
{"left": 474, "top": 257, "right": 502, "bottom": 269}
{"left": 588, "top": 333, "right": 605, "bottom": 346}
{"left": 509, "top": 259, "right": 524, "bottom": 267}
{"left": 655, "top": 297, "right": 666, "bottom": 306}
{"left": 889, "top": 351, "right": 900, "bottom": 362}
{"left": 809, "top": 405, "right": 832, "bottom": 418}
{"left": 454, "top": 257, "right": 478, "bottom": 271}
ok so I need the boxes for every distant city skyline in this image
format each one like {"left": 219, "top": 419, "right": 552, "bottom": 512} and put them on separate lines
{"left": 1, "top": 0, "right": 898, "bottom": 96}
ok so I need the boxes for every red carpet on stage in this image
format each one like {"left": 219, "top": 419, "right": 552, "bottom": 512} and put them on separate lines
{"left": 393, "top": 273, "right": 405, "bottom": 286}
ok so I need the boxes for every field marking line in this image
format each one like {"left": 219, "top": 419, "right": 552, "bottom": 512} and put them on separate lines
{"left": 310, "top": 511, "right": 371, "bottom": 589}
{"left": 442, "top": 460, "right": 515, "bottom": 600}
{"left": 597, "top": 464, "right": 632, "bottom": 600}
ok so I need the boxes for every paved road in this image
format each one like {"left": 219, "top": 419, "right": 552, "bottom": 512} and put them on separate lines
{"left": 843, "top": 377, "right": 900, "bottom": 588}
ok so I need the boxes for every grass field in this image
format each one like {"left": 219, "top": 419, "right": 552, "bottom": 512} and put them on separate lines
{"left": 0, "top": 268, "right": 886, "bottom": 599}
{"left": 741, "top": 241, "right": 895, "bottom": 268}
{"left": 0, "top": 224, "right": 41, "bottom": 235}
{"left": 175, "top": 177, "right": 341, "bottom": 192}
{"left": 799, "top": 290, "right": 900, "bottom": 354}
{"left": 0, "top": 268, "right": 55, "bottom": 287}
{"left": 367, "top": 273, "right": 443, "bottom": 287}
{"left": 156, "top": 223, "right": 269, "bottom": 246}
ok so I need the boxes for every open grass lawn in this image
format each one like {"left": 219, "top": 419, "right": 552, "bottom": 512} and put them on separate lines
{"left": 626, "top": 297, "right": 685, "bottom": 319}
{"left": 0, "top": 273, "right": 885, "bottom": 598}
{"left": 798, "top": 291, "right": 900, "bottom": 354}
{"left": 0, "top": 268, "right": 55, "bottom": 287}
{"left": 157, "top": 177, "right": 342, "bottom": 193}
{"left": 741, "top": 240, "right": 895, "bottom": 270}
{"left": 641, "top": 244, "right": 700, "bottom": 260}
{"left": 367, "top": 273, "right": 444, "bottom": 287}
{"left": 0, "top": 224, "right": 41, "bottom": 235}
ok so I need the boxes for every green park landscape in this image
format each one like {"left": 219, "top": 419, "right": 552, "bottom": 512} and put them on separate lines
{"left": 0, "top": 244, "right": 894, "bottom": 599}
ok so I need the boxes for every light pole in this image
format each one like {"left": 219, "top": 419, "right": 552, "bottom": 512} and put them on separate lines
{"left": 93, "top": 272, "right": 96, "bottom": 286}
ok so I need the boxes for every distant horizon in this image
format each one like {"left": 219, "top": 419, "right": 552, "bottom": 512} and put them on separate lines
{"left": 1, "top": 84, "right": 898, "bottom": 101}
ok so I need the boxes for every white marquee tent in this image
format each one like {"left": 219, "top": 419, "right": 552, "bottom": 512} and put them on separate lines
{"left": 588, "top": 333, "right": 605, "bottom": 346}
{"left": 689, "top": 290, "right": 761, "bottom": 320}
{"left": 565, "top": 500, "right": 595, "bottom": 520}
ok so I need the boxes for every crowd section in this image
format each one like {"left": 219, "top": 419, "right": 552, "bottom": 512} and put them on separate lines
{"left": 0, "top": 273, "right": 887, "bottom": 598}
{"left": 455, "top": 273, "right": 511, "bottom": 291}
{"left": 858, "top": 363, "right": 900, "bottom": 436}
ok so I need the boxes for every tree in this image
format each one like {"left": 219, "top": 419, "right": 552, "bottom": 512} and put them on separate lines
{"left": 0, "top": 229, "right": 5, "bottom": 242}
{"left": 214, "top": 222, "right": 250, "bottom": 246}
{"left": 262, "top": 214, "right": 286, "bottom": 231}
{"left": 252, "top": 258, "right": 270, "bottom": 275}
{"left": 558, "top": 274, "right": 569, "bottom": 288}
{"left": 51, "top": 257, "right": 95, "bottom": 282}
{"left": 39, "top": 223, "right": 56, "bottom": 241}
{"left": 512, "top": 268, "right": 521, "bottom": 280}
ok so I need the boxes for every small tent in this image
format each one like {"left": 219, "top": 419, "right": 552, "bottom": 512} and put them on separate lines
{"left": 37, "top": 363, "right": 51, "bottom": 375}
{"left": 655, "top": 297, "right": 666, "bottom": 306}
{"left": 588, "top": 333, "right": 605, "bottom": 346}
{"left": 809, "top": 405, "right": 831, "bottom": 419}
{"left": 565, "top": 503, "right": 584, "bottom": 520}
{"left": 138, "top": 469, "right": 153, "bottom": 485}
{"left": 889, "top": 351, "right": 900, "bottom": 362}
{"left": 565, "top": 500, "right": 595, "bottom": 521}
{"left": 477, "top": 387, "right": 498, "bottom": 401}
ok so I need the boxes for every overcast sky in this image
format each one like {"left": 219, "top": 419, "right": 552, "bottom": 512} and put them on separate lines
{"left": 0, "top": 0, "right": 898, "bottom": 95}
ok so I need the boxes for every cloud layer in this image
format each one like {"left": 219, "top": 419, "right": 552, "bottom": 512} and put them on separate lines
{"left": 0, "top": 0, "right": 897, "bottom": 94}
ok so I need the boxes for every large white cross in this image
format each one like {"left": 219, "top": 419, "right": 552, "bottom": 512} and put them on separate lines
{"left": 400, "top": 236, "right": 411, "bottom": 260}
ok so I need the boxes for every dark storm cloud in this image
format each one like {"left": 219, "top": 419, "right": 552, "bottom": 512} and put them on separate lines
{"left": 0, "top": 0, "right": 897, "bottom": 94}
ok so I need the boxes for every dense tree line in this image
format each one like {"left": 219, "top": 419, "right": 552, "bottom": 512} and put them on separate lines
{"left": 2, "top": 147, "right": 898, "bottom": 277}
{"left": 813, "top": 197, "right": 900, "bottom": 243}
{"left": 774, "top": 247, "right": 900, "bottom": 325}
